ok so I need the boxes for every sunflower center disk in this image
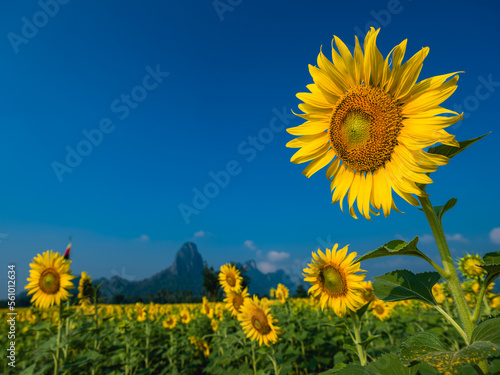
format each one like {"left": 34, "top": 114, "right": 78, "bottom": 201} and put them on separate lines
{"left": 329, "top": 85, "right": 403, "bottom": 172}
{"left": 251, "top": 310, "right": 271, "bottom": 334}
{"left": 39, "top": 268, "right": 60, "bottom": 294}
{"left": 233, "top": 295, "right": 243, "bottom": 311}
{"left": 227, "top": 275, "right": 235, "bottom": 287}
{"left": 320, "top": 265, "right": 345, "bottom": 296}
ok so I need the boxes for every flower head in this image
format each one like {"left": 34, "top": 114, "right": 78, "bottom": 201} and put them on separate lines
{"left": 224, "top": 287, "right": 249, "bottom": 317}
{"left": 25, "top": 250, "right": 75, "bottom": 309}
{"left": 458, "top": 254, "right": 486, "bottom": 279}
{"left": 219, "top": 264, "right": 243, "bottom": 292}
{"left": 303, "top": 244, "right": 365, "bottom": 317}
{"left": 287, "top": 28, "right": 462, "bottom": 219}
{"left": 238, "top": 296, "right": 280, "bottom": 346}
{"left": 78, "top": 271, "right": 94, "bottom": 306}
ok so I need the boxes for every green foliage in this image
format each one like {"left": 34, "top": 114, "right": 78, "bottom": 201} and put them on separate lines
{"left": 373, "top": 270, "right": 441, "bottom": 305}
{"left": 401, "top": 330, "right": 500, "bottom": 375}
{"left": 432, "top": 198, "right": 457, "bottom": 224}
{"left": 481, "top": 251, "right": 500, "bottom": 288}
{"left": 356, "top": 237, "right": 430, "bottom": 264}
{"left": 427, "top": 132, "right": 490, "bottom": 160}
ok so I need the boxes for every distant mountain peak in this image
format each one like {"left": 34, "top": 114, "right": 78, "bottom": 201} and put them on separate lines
{"left": 169, "top": 242, "right": 203, "bottom": 276}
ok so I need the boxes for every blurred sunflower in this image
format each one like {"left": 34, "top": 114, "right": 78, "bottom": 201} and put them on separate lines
{"left": 201, "top": 296, "right": 214, "bottom": 319}
{"left": 219, "top": 264, "right": 242, "bottom": 292}
{"left": 25, "top": 250, "right": 75, "bottom": 309}
{"left": 162, "top": 315, "right": 177, "bottom": 329}
{"left": 211, "top": 318, "right": 219, "bottom": 331}
{"left": 78, "top": 271, "right": 94, "bottom": 306}
{"left": 432, "top": 283, "right": 446, "bottom": 304}
{"left": 287, "top": 27, "right": 462, "bottom": 219}
{"left": 360, "top": 280, "right": 374, "bottom": 303}
{"left": 303, "top": 244, "right": 365, "bottom": 317}
{"left": 180, "top": 309, "right": 191, "bottom": 324}
{"left": 224, "top": 287, "right": 249, "bottom": 317}
{"left": 238, "top": 296, "right": 280, "bottom": 346}
{"left": 276, "top": 284, "right": 289, "bottom": 304}
{"left": 371, "top": 300, "right": 391, "bottom": 321}
{"left": 188, "top": 336, "right": 210, "bottom": 357}
{"left": 458, "top": 254, "right": 486, "bottom": 279}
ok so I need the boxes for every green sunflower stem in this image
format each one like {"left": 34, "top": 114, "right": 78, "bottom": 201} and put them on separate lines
{"left": 419, "top": 195, "right": 491, "bottom": 375}
{"left": 251, "top": 341, "right": 257, "bottom": 375}
{"left": 471, "top": 281, "right": 488, "bottom": 325}
{"left": 433, "top": 304, "right": 468, "bottom": 343}
{"left": 418, "top": 195, "right": 475, "bottom": 339}
{"left": 349, "top": 310, "right": 367, "bottom": 366}
{"left": 55, "top": 303, "right": 64, "bottom": 375}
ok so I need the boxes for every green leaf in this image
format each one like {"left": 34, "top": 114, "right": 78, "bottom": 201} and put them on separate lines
{"left": 401, "top": 332, "right": 500, "bottom": 374}
{"left": 337, "top": 363, "right": 378, "bottom": 374}
{"left": 433, "top": 198, "right": 457, "bottom": 224}
{"left": 19, "top": 364, "right": 36, "bottom": 375}
{"left": 356, "top": 301, "right": 372, "bottom": 319}
{"left": 480, "top": 251, "right": 500, "bottom": 287}
{"left": 471, "top": 318, "right": 500, "bottom": 344}
{"left": 373, "top": 270, "right": 441, "bottom": 305}
{"left": 427, "top": 132, "right": 490, "bottom": 160}
{"left": 400, "top": 332, "right": 447, "bottom": 363}
{"left": 356, "top": 237, "right": 429, "bottom": 264}
{"left": 367, "top": 353, "right": 419, "bottom": 375}
{"left": 359, "top": 335, "right": 380, "bottom": 350}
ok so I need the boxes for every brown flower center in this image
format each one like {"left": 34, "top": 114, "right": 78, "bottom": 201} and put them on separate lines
{"left": 319, "top": 265, "right": 346, "bottom": 297}
{"left": 232, "top": 294, "right": 244, "bottom": 312}
{"left": 226, "top": 274, "right": 236, "bottom": 287}
{"left": 375, "top": 304, "right": 385, "bottom": 314}
{"left": 362, "top": 288, "right": 374, "bottom": 302}
{"left": 39, "top": 268, "right": 60, "bottom": 294}
{"left": 329, "top": 85, "right": 403, "bottom": 172}
{"left": 251, "top": 309, "right": 271, "bottom": 335}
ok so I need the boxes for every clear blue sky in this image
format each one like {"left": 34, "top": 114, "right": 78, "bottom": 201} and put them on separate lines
{"left": 1, "top": 0, "right": 499, "bottom": 298}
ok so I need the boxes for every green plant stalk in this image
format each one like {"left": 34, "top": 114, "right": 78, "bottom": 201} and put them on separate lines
{"left": 55, "top": 303, "right": 64, "bottom": 375}
{"left": 267, "top": 346, "right": 281, "bottom": 375}
{"left": 419, "top": 195, "right": 490, "bottom": 374}
{"left": 251, "top": 341, "right": 257, "bottom": 375}
{"left": 418, "top": 196, "right": 475, "bottom": 339}
{"left": 433, "top": 304, "right": 468, "bottom": 343}
{"left": 145, "top": 323, "right": 150, "bottom": 368}
{"left": 471, "top": 281, "right": 488, "bottom": 324}
{"left": 349, "top": 310, "right": 367, "bottom": 366}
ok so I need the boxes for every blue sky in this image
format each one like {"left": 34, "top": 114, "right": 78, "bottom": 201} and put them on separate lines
{"left": 1, "top": 0, "right": 500, "bottom": 298}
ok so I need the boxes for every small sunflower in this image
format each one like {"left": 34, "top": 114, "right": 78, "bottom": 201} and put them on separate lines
{"left": 303, "top": 244, "right": 366, "bottom": 317}
{"left": 211, "top": 318, "right": 219, "bottom": 331}
{"left": 491, "top": 296, "right": 500, "bottom": 309}
{"left": 188, "top": 336, "right": 210, "bottom": 357}
{"left": 371, "top": 300, "right": 391, "bottom": 321}
{"left": 180, "top": 308, "right": 191, "bottom": 324}
{"left": 78, "top": 271, "right": 94, "bottom": 306}
{"left": 238, "top": 296, "right": 280, "bottom": 346}
{"left": 25, "top": 250, "right": 76, "bottom": 309}
{"left": 276, "top": 284, "right": 289, "bottom": 304}
{"left": 432, "top": 283, "right": 446, "bottom": 304}
{"left": 224, "top": 287, "right": 249, "bottom": 317}
{"left": 287, "top": 28, "right": 462, "bottom": 220}
{"left": 219, "top": 264, "right": 243, "bottom": 292}
{"left": 201, "top": 297, "right": 214, "bottom": 319}
{"left": 162, "top": 315, "right": 177, "bottom": 329}
{"left": 458, "top": 254, "right": 486, "bottom": 279}
{"left": 360, "top": 281, "right": 375, "bottom": 303}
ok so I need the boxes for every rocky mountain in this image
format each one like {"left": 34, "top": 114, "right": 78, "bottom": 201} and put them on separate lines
{"left": 97, "top": 242, "right": 300, "bottom": 300}
{"left": 98, "top": 242, "right": 205, "bottom": 299}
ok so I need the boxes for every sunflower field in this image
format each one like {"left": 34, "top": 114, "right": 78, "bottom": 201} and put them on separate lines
{"left": 0, "top": 281, "right": 500, "bottom": 374}
{"left": 5, "top": 26, "right": 500, "bottom": 374}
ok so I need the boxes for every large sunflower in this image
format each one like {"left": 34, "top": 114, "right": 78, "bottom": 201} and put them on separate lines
{"left": 25, "top": 250, "right": 75, "bottom": 309}
{"left": 303, "top": 244, "right": 365, "bottom": 317}
{"left": 219, "top": 264, "right": 243, "bottom": 292}
{"left": 287, "top": 27, "right": 461, "bottom": 219}
{"left": 238, "top": 296, "right": 280, "bottom": 346}
{"left": 224, "top": 287, "right": 249, "bottom": 317}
